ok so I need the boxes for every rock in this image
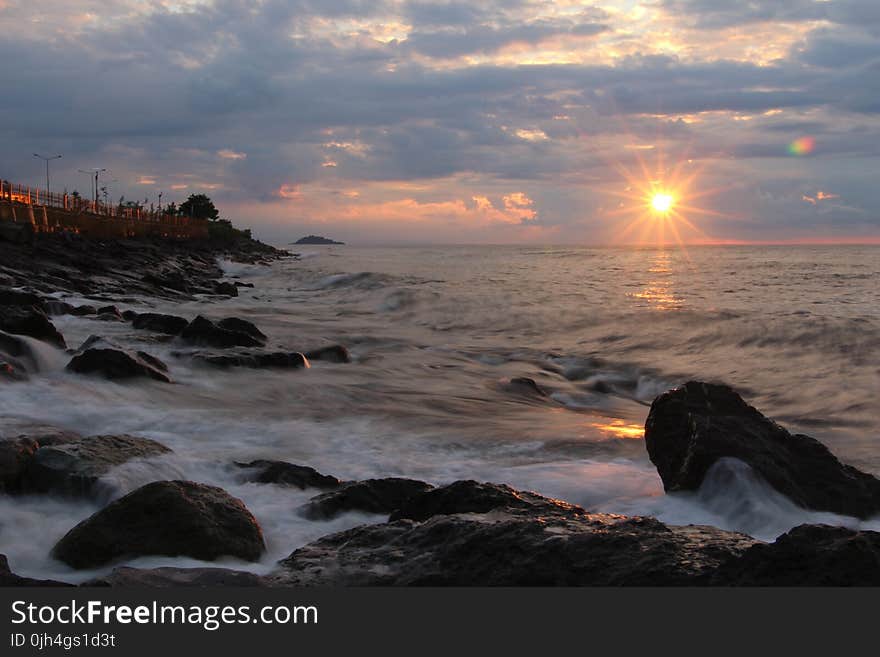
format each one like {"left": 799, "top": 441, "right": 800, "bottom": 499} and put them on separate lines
{"left": 217, "top": 317, "right": 266, "bottom": 342}
{"left": 84, "top": 566, "right": 268, "bottom": 587}
{"left": 0, "top": 305, "right": 66, "bottom": 348}
{"left": 52, "top": 480, "right": 266, "bottom": 569}
{"left": 390, "top": 481, "right": 576, "bottom": 522}
{"left": 710, "top": 524, "right": 880, "bottom": 585}
{"left": 131, "top": 312, "right": 189, "bottom": 335}
{"left": 0, "top": 554, "right": 72, "bottom": 587}
{"left": 214, "top": 281, "right": 239, "bottom": 297}
{"left": 0, "top": 356, "right": 27, "bottom": 381}
{"left": 305, "top": 345, "right": 351, "bottom": 363}
{"left": 645, "top": 381, "right": 880, "bottom": 519}
{"left": 0, "top": 331, "right": 42, "bottom": 371}
{"left": 234, "top": 281, "right": 254, "bottom": 288}
{"left": 235, "top": 460, "right": 341, "bottom": 490}
{"left": 300, "top": 478, "right": 434, "bottom": 520}
{"left": 180, "top": 316, "right": 263, "bottom": 348}
{"left": 0, "top": 437, "right": 39, "bottom": 491}
{"left": 96, "top": 305, "right": 123, "bottom": 320}
{"left": 121, "top": 309, "right": 137, "bottom": 321}
{"left": 72, "top": 305, "right": 98, "bottom": 316}
{"left": 23, "top": 434, "right": 171, "bottom": 497}
{"left": 193, "top": 350, "right": 308, "bottom": 370}
{"left": 272, "top": 504, "right": 756, "bottom": 586}
{"left": 66, "top": 336, "right": 171, "bottom": 383}
{"left": 0, "top": 288, "right": 45, "bottom": 310}
{"left": 504, "top": 377, "right": 547, "bottom": 397}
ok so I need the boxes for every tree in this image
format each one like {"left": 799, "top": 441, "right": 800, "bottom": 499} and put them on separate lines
{"left": 179, "top": 193, "right": 220, "bottom": 221}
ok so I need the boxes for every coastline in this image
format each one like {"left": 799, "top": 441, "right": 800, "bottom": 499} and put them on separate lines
{"left": 2, "top": 235, "right": 880, "bottom": 586}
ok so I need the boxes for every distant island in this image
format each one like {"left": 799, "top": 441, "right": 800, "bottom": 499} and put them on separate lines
{"left": 292, "top": 235, "right": 345, "bottom": 245}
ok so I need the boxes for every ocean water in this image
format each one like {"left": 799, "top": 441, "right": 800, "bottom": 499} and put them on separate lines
{"left": 2, "top": 244, "right": 879, "bottom": 582}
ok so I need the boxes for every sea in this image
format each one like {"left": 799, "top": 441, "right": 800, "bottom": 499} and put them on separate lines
{"left": 2, "top": 244, "right": 879, "bottom": 582}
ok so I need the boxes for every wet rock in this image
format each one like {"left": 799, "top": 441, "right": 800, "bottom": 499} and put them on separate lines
{"left": 1, "top": 554, "right": 72, "bottom": 587}
{"left": 0, "top": 331, "right": 42, "bottom": 372}
{"left": 121, "top": 309, "right": 137, "bottom": 321}
{"left": 23, "top": 434, "right": 171, "bottom": 497}
{"left": 0, "top": 305, "right": 66, "bottom": 348}
{"left": 273, "top": 502, "right": 756, "bottom": 586}
{"left": 52, "top": 480, "right": 266, "bottom": 569}
{"left": 131, "top": 312, "right": 189, "bottom": 335}
{"left": 390, "top": 481, "right": 577, "bottom": 522}
{"left": 0, "top": 288, "right": 45, "bottom": 311}
{"left": 645, "top": 381, "right": 880, "bottom": 519}
{"left": 710, "top": 524, "right": 880, "bottom": 585}
{"left": 0, "top": 424, "right": 81, "bottom": 492}
{"left": 84, "top": 566, "right": 268, "bottom": 587}
{"left": 66, "top": 336, "right": 171, "bottom": 383}
{"left": 217, "top": 317, "right": 266, "bottom": 343}
{"left": 180, "top": 316, "right": 263, "bottom": 348}
{"left": 300, "top": 478, "right": 434, "bottom": 520}
{"left": 234, "top": 281, "right": 255, "bottom": 288}
{"left": 71, "top": 305, "right": 98, "bottom": 316}
{"left": 305, "top": 345, "right": 351, "bottom": 363}
{"left": 96, "top": 305, "right": 123, "bottom": 320}
{"left": 0, "top": 356, "right": 27, "bottom": 381}
{"left": 235, "top": 460, "right": 341, "bottom": 490}
{"left": 214, "top": 281, "right": 239, "bottom": 297}
{"left": 193, "top": 350, "right": 308, "bottom": 370}
{"left": 504, "top": 377, "right": 547, "bottom": 397}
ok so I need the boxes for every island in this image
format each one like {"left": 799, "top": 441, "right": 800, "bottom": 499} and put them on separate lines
{"left": 292, "top": 235, "right": 345, "bottom": 245}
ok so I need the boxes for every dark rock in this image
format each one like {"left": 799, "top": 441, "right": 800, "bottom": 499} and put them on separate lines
{"left": 0, "top": 288, "right": 45, "bottom": 311}
{"left": 214, "top": 281, "right": 239, "bottom": 297}
{"left": 83, "top": 566, "right": 268, "bottom": 587}
{"left": 67, "top": 340, "right": 172, "bottom": 383}
{"left": 1, "top": 554, "right": 72, "bottom": 587}
{"left": 180, "top": 316, "right": 263, "bottom": 348}
{"left": 96, "top": 305, "right": 123, "bottom": 320}
{"left": 234, "top": 282, "right": 255, "bottom": 288}
{"left": 505, "top": 377, "right": 547, "bottom": 397}
{"left": 0, "top": 330, "right": 42, "bottom": 371}
{"left": 193, "top": 350, "right": 308, "bottom": 370}
{"left": 93, "top": 312, "right": 125, "bottom": 322}
{"left": 272, "top": 506, "right": 756, "bottom": 586}
{"left": 305, "top": 345, "right": 351, "bottom": 363}
{"left": 645, "top": 381, "right": 880, "bottom": 519}
{"left": 0, "top": 437, "right": 39, "bottom": 491}
{"left": 293, "top": 235, "right": 345, "bottom": 245}
{"left": 217, "top": 317, "right": 266, "bottom": 342}
{"left": 710, "top": 524, "right": 880, "bottom": 585}
{"left": 52, "top": 480, "right": 266, "bottom": 569}
{"left": 132, "top": 312, "right": 189, "bottom": 335}
{"left": 0, "top": 305, "right": 66, "bottom": 348}
{"left": 0, "top": 356, "right": 27, "bottom": 381}
{"left": 301, "top": 478, "right": 434, "bottom": 520}
{"left": 121, "top": 309, "right": 138, "bottom": 321}
{"left": 235, "top": 460, "right": 341, "bottom": 490}
{"left": 390, "top": 481, "right": 575, "bottom": 522}
{"left": 23, "top": 433, "right": 171, "bottom": 497}
{"left": 71, "top": 305, "right": 97, "bottom": 316}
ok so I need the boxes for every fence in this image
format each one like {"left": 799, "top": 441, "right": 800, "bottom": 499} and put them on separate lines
{"left": 0, "top": 179, "right": 208, "bottom": 240}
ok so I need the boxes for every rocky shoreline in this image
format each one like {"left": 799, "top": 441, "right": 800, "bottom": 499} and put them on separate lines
{"left": 3, "top": 234, "right": 880, "bottom": 586}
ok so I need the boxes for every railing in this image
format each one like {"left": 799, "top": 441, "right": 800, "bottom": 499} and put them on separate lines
{"left": 0, "top": 178, "right": 209, "bottom": 240}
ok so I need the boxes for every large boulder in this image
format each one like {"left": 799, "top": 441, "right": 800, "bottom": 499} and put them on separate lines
{"left": 66, "top": 336, "right": 171, "bottom": 383}
{"left": 52, "top": 480, "right": 266, "bottom": 568}
{"left": 180, "top": 316, "right": 264, "bottom": 348}
{"left": 710, "top": 524, "right": 880, "bottom": 585}
{"left": 214, "top": 281, "right": 239, "bottom": 297}
{"left": 0, "top": 356, "right": 27, "bottom": 381}
{"left": 23, "top": 434, "right": 171, "bottom": 497}
{"left": 0, "top": 305, "right": 66, "bottom": 348}
{"left": 644, "top": 381, "right": 880, "bottom": 519}
{"left": 300, "top": 478, "right": 434, "bottom": 520}
{"left": 217, "top": 317, "right": 266, "bottom": 342}
{"left": 0, "top": 424, "right": 80, "bottom": 492}
{"left": 131, "top": 312, "right": 189, "bottom": 335}
{"left": 273, "top": 501, "right": 756, "bottom": 586}
{"left": 192, "top": 350, "right": 309, "bottom": 370}
{"left": 235, "top": 460, "right": 341, "bottom": 490}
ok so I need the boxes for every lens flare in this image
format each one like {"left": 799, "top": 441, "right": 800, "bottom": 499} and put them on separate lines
{"left": 651, "top": 193, "right": 674, "bottom": 213}
{"left": 788, "top": 136, "right": 815, "bottom": 156}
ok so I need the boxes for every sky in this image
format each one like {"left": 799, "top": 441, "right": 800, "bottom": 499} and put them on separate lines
{"left": 2, "top": 0, "right": 880, "bottom": 245}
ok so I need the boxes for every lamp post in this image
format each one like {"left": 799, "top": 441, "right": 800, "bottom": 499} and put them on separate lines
{"left": 33, "top": 153, "right": 62, "bottom": 201}
{"left": 78, "top": 168, "right": 107, "bottom": 208}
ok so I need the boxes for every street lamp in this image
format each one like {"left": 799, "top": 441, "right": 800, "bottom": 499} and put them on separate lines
{"left": 33, "top": 153, "right": 62, "bottom": 200}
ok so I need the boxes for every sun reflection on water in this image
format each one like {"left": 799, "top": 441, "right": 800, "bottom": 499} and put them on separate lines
{"left": 589, "top": 419, "right": 645, "bottom": 440}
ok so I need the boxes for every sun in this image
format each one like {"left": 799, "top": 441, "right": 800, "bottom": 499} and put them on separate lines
{"left": 651, "top": 193, "right": 674, "bottom": 214}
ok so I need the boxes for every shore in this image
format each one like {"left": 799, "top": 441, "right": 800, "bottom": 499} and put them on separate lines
{"left": 2, "top": 234, "right": 880, "bottom": 586}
